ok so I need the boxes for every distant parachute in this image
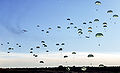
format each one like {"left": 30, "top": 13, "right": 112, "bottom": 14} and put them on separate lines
{"left": 57, "top": 26, "right": 61, "bottom": 29}
{"left": 56, "top": 43, "right": 59, "bottom": 46}
{"left": 46, "top": 50, "right": 49, "bottom": 52}
{"left": 88, "top": 30, "right": 92, "bottom": 32}
{"left": 95, "top": 1, "right": 101, "bottom": 5}
{"left": 67, "top": 27, "right": 70, "bottom": 29}
{"left": 70, "top": 22, "right": 74, "bottom": 25}
{"left": 85, "top": 36, "right": 90, "bottom": 38}
{"left": 95, "top": 33, "right": 104, "bottom": 37}
{"left": 19, "top": 45, "right": 21, "bottom": 47}
{"left": 36, "top": 46, "right": 40, "bottom": 48}
{"left": 72, "top": 52, "right": 76, "bottom": 54}
{"left": 94, "top": 19, "right": 99, "bottom": 22}
{"left": 40, "top": 61, "right": 44, "bottom": 63}
{"left": 103, "top": 25, "right": 107, "bottom": 27}
{"left": 7, "top": 42, "right": 9, "bottom": 44}
{"left": 41, "top": 41, "right": 45, "bottom": 43}
{"left": 88, "top": 27, "right": 92, "bottom": 29}
{"left": 78, "top": 29, "right": 82, "bottom": 31}
{"left": 16, "top": 43, "right": 19, "bottom": 45}
{"left": 103, "top": 22, "right": 107, "bottom": 25}
{"left": 30, "top": 48, "right": 33, "bottom": 50}
{"left": 83, "top": 22, "right": 86, "bottom": 24}
{"left": 37, "top": 25, "right": 40, "bottom": 27}
{"left": 59, "top": 48, "right": 63, "bottom": 51}
{"left": 107, "top": 10, "right": 113, "bottom": 13}
{"left": 64, "top": 55, "right": 68, "bottom": 58}
{"left": 89, "top": 21, "right": 92, "bottom": 24}
{"left": 41, "top": 30, "right": 44, "bottom": 32}
{"left": 46, "top": 31, "right": 49, "bottom": 33}
{"left": 61, "top": 43, "right": 65, "bottom": 45}
{"left": 67, "top": 18, "right": 70, "bottom": 20}
{"left": 23, "top": 29, "right": 27, "bottom": 32}
{"left": 74, "top": 26, "right": 77, "bottom": 29}
{"left": 113, "top": 14, "right": 119, "bottom": 18}
{"left": 99, "top": 64, "right": 105, "bottom": 67}
{"left": 48, "top": 27, "right": 52, "bottom": 30}
{"left": 88, "top": 54, "right": 94, "bottom": 57}
{"left": 30, "top": 51, "right": 33, "bottom": 53}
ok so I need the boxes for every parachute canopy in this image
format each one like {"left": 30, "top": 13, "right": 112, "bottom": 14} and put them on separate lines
{"left": 107, "top": 10, "right": 113, "bottom": 13}
{"left": 88, "top": 54, "right": 94, "bottom": 57}
{"left": 113, "top": 14, "right": 119, "bottom": 18}
{"left": 72, "top": 52, "right": 76, "bottom": 54}
{"left": 94, "top": 19, "right": 99, "bottom": 22}
{"left": 95, "top": 33, "right": 104, "bottom": 37}
{"left": 95, "top": 1, "right": 101, "bottom": 5}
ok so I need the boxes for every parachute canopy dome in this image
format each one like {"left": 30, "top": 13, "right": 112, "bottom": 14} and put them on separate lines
{"left": 67, "top": 18, "right": 70, "bottom": 20}
{"left": 72, "top": 52, "right": 76, "bottom": 54}
{"left": 88, "top": 54, "right": 94, "bottom": 57}
{"left": 103, "top": 22, "right": 107, "bottom": 25}
{"left": 95, "top": 1, "right": 101, "bottom": 5}
{"left": 95, "top": 33, "right": 104, "bottom": 37}
{"left": 113, "top": 14, "right": 119, "bottom": 18}
{"left": 94, "top": 19, "right": 99, "bottom": 22}
{"left": 103, "top": 25, "right": 107, "bottom": 27}
{"left": 64, "top": 55, "right": 68, "bottom": 58}
{"left": 88, "top": 27, "right": 92, "bottom": 29}
{"left": 40, "top": 61, "right": 44, "bottom": 63}
{"left": 88, "top": 30, "right": 92, "bottom": 32}
{"left": 99, "top": 64, "right": 105, "bottom": 67}
{"left": 107, "top": 10, "right": 113, "bottom": 13}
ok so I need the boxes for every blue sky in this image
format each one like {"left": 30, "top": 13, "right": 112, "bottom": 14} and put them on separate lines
{"left": 0, "top": 0, "right": 120, "bottom": 67}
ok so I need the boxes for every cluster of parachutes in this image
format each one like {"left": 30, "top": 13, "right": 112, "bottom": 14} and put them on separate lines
{"left": 0, "top": 0, "right": 119, "bottom": 66}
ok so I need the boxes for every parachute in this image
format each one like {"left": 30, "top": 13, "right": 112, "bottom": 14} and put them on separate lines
{"left": 107, "top": 10, "right": 113, "bottom": 13}
{"left": 95, "top": 1, "right": 101, "bottom": 5}
{"left": 88, "top": 54, "right": 94, "bottom": 57}
{"left": 95, "top": 33, "right": 104, "bottom": 37}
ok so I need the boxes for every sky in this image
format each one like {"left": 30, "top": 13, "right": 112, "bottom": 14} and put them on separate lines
{"left": 0, "top": 0, "right": 120, "bottom": 68}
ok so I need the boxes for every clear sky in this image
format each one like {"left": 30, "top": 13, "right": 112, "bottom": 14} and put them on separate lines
{"left": 0, "top": 0, "right": 120, "bottom": 68}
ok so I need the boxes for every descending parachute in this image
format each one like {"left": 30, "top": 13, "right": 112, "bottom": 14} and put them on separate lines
{"left": 67, "top": 27, "right": 70, "bottom": 29}
{"left": 95, "top": 33, "right": 104, "bottom": 37}
{"left": 72, "top": 52, "right": 76, "bottom": 54}
{"left": 57, "top": 26, "right": 61, "bottom": 29}
{"left": 95, "top": 1, "right": 101, "bottom": 5}
{"left": 107, "top": 10, "right": 113, "bottom": 13}
{"left": 88, "top": 54, "right": 94, "bottom": 57}
{"left": 59, "top": 48, "right": 63, "bottom": 51}
{"left": 83, "top": 22, "right": 86, "bottom": 24}
{"left": 70, "top": 22, "right": 74, "bottom": 25}
{"left": 103, "top": 22, "right": 107, "bottom": 25}
{"left": 113, "top": 14, "right": 119, "bottom": 18}
{"left": 64, "top": 55, "right": 68, "bottom": 58}
{"left": 46, "top": 50, "right": 49, "bottom": 52}
{"left": 40, "top": 61, "right": 44, "bottom": 63}
{"left": 88, "top": 30, "right": 92, "bottom": 33}
{"left": 103, "top": 25, "right": 107, "bottom": 28}
{"left": 88, "top": 27, "right": 92, "bottom": 29}
{"left": 67, "top": 18, "right": 70, "bottom": 20}
{"left": 99, "top": 64, "right": 105, "bottom": 67}
{"left": 61, "top": 43, "right": 65, "bottom": 45}
{"left": 74, "top": 26, "right": 77, "bottom": 29}
{"left": 89, "top": 21, "right": 92, "bottom": 24}
{"left": 36, "top": 46, "right": 40, "bottom": 48}
{"left": 94, "top": 19, "right": 99, "bottom": 22}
